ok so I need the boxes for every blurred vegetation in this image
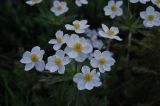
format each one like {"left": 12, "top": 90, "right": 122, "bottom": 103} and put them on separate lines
{"left": 0, "top": 0, "right": 160, "bottom": 106}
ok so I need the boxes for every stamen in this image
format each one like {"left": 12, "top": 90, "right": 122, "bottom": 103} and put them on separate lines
{"left": 73, "top": 23, "right": 81, "bottom": 29}
{"left": 84, "top": 73, "right": 93, "bottom": 81}
{"left": 31, "top": 54, "right": 39, "bottom": 62}
{"left": 106, "top": 29, "right": 115, "bottom": 36}
{"left": 57, "top": 5, "right": 63, "bottom": 11}
{"left": 55, "top": 58, "right": 62, "bottom": 65}
{"left": 56, "top": 37, "right": 62, "bottom": 43}
{"left": 147, "top": 15, "right": 155, "bottom": 21}
{"left": 156, "top": 0, "right": 160, "bottom": 4}
{"left": 98, "top": 57, "right": 106, "bottom": 65}
{"left": 111, "top": 5, "right": 117, "bottom": 11}
{"left": 73, "top": 42, "right": 83, "bottom": 53}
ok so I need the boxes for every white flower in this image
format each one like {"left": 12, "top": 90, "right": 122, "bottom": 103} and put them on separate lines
{"left": 85, "top": 29, "right": 98, "bottom": 40}
{"left": 85, "top": 29, "right": 104, "bottom": 49}
{"left": 99, "top": 24, "right": 122, "bottom": 41}
{"left": 104, "top": 1, "right": 123, "bottom": 19}
{"left": 50, "top": 1, "right": 68, "bottom": 16}
{"left": 151, "top": 0, "right": 160, "bottom": 8}
{"left": 75, "top": 0, "right": 88, "bottom": 7}
{"left": 20, "top": 46, "right": 45, "bottom": 71}
{"left": 65, "top": 34, "right": 93, "bottom": 62}
{"left": 130, "top": 0, "right": 150, "bottom": 4}
{"left": 45, "top": 50, "right": 70, "bottom": 74}
{"left": 140, "top": 6, "right": 160, "bottom": 27}
{"left": 65, "top": 20, "right": 90, "bottom": 34}
{"left": 73, "top": 66, "right": 102, "bottom": 90}
{"left": 90, "top": 50, "right": 115, "bottom": 73}
{"left": 49, "top": 30, "right": 68, "bottom": 50}
{"left": 92, "top": 39, "right": 104, "bottom": 50}
{"left": 26, "top": 0, "right": 43, "bottom": 6}
{"left": 88, "top": 53, "right": 94, "bottom": 60}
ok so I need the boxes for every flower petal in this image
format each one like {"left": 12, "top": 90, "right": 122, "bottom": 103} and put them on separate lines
{"left": 111, "top": 27, "right": 119, "bottom": 35}
{"left": 116, "top": 1, "right": 123, "bottom": 7}
{"left": 68, "top": 51, "right": 78, "bottom": 58}
{"left": 56, "top": 30, "right": 63, "bottom": 38}
{"left": 49, "top": 39, "right": 57, "bottom": 44}
{"left": 63, "top": 57, "right": 71, "bottom": 65}
{"left": 82, "top": 66, "right": 90, "bottom": 73}
{"left": 90, "top": 58, "right": 99, "bottom": 68}
{"left": 75, "top": 29, "right": 85, "bottom": 33}
{"left": 101, "top": 24, "right": 108, "bottom": 32}
{"left": 35, "top": 61, "right": 45, "bottom": 72}
{"left": 85, "top": 81, "right": 94, "bottom": 90}
{"left": 114, "top": 36, "right": 122, "bottom": 41}
{"left": 77, "top": 80, "right": 85, "bottom": 90}
{"left": 23, "top": 51, "right": 31, "bottom": 57}
{"left": 58, "top": 65, "right": 65, "bottom": 74}
{"left": 46, "top": 63, "right": 58, "bottom": 73}
{"left": 82, "top": 43, "right": 93, "bottom": 53}
{"left": 146, "top": 6, "right": 155, "bottom": 14}
{"left": 20, "top": 57, "right": 31, "bottom": 63}
{"left": 99, "top": 66, "right": 106, "bottom": 73}
{"left": 98, "top": 30, "right": 107, "bottom": 38}
{"left": 73, "top": 73, "right": 83, "bottom": 83}
{"left": 140, "top": 11, "right": 147, "bottom": 19}
{"left": 53, "top": 44, "right": 62, "bottom": 50}
{"left": 25, "top": 62, "right": 35, "bottom": 71}
{"left": 103, "top": 64, "right": 111, "bottom": 71}
{"left": 56, "top": 50, "right": 65, "bottom": 58}
{"left": 94, "top": 50, "right": 102, "bottom": 59}
{"left": 65, "top": 24, "right": 75, "bottom": 30}
{"left": 92, "top": 80, "right": 102, "bottom": 87}
{"left": 107, "top": 58, "right": 116, "bottom": 66}
{"left": 102, "top": 51, "right": 112, "bottom": 58}
{"left": 75, "top": 53, "right": 87, "bottom": 62}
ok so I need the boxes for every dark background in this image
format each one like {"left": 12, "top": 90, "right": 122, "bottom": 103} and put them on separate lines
{"left": 0, "top": 0, "right": 160, "bottom": 106}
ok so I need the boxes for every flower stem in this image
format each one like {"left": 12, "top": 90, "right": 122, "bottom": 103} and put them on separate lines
{"left": 128, "top": 0, "right": 130, "bottom": 11}
{"left": 107, "top": 39, "right": 112, "bottom": 51}
{"left": 75, "top": 60, "right": 78, "bottom": 73}
{"left": 126, "top": 32, "right": 132, "bottom": 61}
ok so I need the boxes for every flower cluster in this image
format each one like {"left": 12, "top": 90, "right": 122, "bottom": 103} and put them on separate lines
{"left": 25, "top": 0, "right": 88, "bottom": 7}
{"left": 20, "top": 18, "right": 118, "bottom": 90}
{"left": 26, "top": 0, "right": 160, "bottom": 27}
{"left": 22, "top": 0, "right": 160, "bottom": 90}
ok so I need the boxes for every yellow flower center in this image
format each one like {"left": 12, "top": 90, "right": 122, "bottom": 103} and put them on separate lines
{"left": 156, "top": 0, "right": 160, "bottom": 4}
{"left": 147, "top": 15, "right": 155, "bottom": 21}
{"left": 54, "top": 58, "right": 62, "bottom": 66}
{"left": 106, "top": 29, "right": 115, "bottom": 36}
{"left": 73, "top": 23, "right": 81, "bottom": 29}
{"left": 111, "top": 5, "right": 117, "bottom": 11}
{"left": 56, "top": 37, "right": 62, "bottom": 43}
{"left": 73, "top": 42, "right": 83, "bottom": 53}
{"left": 57, "top": 5, "right": 63, "bottom": 11}
{"left": 31, "top": 54, "right": 39, "bottom": 62}
{"left": 99, "top": 57, "right": 106, "bottom": 65}
{"left": 84, "top": 73, "right": 93, "bottom": 81}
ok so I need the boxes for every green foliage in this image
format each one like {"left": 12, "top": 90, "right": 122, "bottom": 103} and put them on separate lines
{"left": 0, "top": 0, "right": 160, "bottom": 106}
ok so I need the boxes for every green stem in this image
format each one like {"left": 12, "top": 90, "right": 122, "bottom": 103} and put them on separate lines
{"left": 75, "top": 60, "right": 78, "bottom": 73}
{"left": 126, "top": 32, "right": 132, "bottom": 61}
{"left": 128, "top": 0, "right": 130, "bottom": 11}
{"left": 107, "top": 39, "right": 112, "bottom": 51}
